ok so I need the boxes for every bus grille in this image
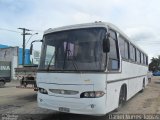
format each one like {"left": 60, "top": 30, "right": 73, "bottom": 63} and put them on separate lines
{"left": 49, "top": 89, "right": 79, "bottom": 95}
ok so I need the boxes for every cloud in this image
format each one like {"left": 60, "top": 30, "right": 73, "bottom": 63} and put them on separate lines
{"left": 125, "top": 27, "right": 156, "bottom": 41}
{"left": 72, "top": 12, "right": 101, "bottom": 23}
{"left": 0, "top": 0, "right": 160, "bottom": 59}
{"left": 125, "top": 26, "right": 160, "bottom": 58}
{"left": 0, "top": 0, "right": 34, "bottom": 25}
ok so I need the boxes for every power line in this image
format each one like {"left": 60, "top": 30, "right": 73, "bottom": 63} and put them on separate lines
{"left": 0, "top": 28, "right": 21, "bottom": 33}
{"left": 29, "top": 29, "right": 44, "bottom": 33}
{"left": 0, "top": 27, "right": 44, "bottom": 33}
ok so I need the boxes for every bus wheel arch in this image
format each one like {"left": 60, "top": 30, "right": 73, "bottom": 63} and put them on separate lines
{"left": 143, "top": 78, "right": 145, "bottom": 88}
{"left": 119, "top": 84, "right": 127, "bottom": 104}
{"left": 140, "top": 78, "right": 145, "bottom": 92}
{"left": 115, "top": 83, "right": 127, "bottom": 111}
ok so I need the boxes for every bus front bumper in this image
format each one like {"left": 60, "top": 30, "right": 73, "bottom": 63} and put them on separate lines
{"left": 37, "top": 92, "right": 106, "bottom": 116}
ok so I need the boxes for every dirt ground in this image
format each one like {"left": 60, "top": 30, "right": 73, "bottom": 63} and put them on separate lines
{"left": 0, "top": 77, "right": 160, "bottom": 120}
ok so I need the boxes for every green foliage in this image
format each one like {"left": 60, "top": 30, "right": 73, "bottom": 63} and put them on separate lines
{"left": 149, "top": 56, "right": 160, "bottom": 72}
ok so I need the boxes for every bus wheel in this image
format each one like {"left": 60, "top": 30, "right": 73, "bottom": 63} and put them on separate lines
{"left": 115, "top": 85, "right": 127, "bottom": 112}
{"left": 148, "top": 78, "right": 151, "bottom": 83}
{"left": 140, "top": 79, "right": 145, "bottom": 93}
{"left": 0, "top": 81, "right": 5, "bottom": 88}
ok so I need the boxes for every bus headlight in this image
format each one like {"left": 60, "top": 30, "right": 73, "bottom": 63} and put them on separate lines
{"left": 80, "top": 91, "right": 105, "bottom": 98}
{"left": 38, "top": 88, "right": 48, "bottom": 94}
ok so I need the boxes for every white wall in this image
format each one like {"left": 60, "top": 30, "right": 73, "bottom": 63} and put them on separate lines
{"left": 12, "top": 56, "right": 18, "bottom": 80}
{"left": 0, "top": 47, "right": 19, "bottom": 80}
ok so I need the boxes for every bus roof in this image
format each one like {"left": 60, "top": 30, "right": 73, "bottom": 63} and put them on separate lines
{"left": 44, "top": 22, "right": 147, "bottom": 56}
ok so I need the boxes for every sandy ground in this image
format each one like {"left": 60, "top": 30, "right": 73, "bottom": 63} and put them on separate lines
{"left": 0, "top": 77, "right": 160, "bottom": 120}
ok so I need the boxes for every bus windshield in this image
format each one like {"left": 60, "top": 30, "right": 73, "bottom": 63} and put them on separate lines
{"left": 39, "top": 27, "right": 107, "bottom": 71}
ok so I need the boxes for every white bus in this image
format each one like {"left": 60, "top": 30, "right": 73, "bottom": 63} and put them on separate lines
{"left": 37, "top": 22, "right": 148, "bottom": 115}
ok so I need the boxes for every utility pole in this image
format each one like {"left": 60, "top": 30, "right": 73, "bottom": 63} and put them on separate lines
{"left": 18, "top": 28, "right": 31, "bottom": 66}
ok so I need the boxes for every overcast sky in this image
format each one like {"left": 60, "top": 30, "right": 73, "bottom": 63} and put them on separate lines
{"left": 0, "top": 0, "right": 160, "bottom": 60}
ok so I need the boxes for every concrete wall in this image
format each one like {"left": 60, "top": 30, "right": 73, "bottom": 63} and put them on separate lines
{"left": 0, "top": 44, "right": 31, "bottom": 65}
{"left": 0, "top": 47, "right": 19, "bottom": 80}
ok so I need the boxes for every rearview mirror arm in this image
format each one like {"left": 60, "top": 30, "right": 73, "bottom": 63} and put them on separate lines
{"left": 30, "top": 39, "right": 43, "bottom": 55}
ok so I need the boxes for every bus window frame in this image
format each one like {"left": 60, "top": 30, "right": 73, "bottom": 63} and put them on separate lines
{"left": 107, "top": 29, "right": 120, "bottom": 72}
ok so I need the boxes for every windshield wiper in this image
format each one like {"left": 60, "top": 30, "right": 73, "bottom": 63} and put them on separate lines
{"left": 68, "top": 50, "right": 78, "bottom": 71}
{"left": 63, "top": 42, "right": 78, "bottom": 71}
{"left": 63, "top": 49, "right": 79, "bottom": 71}
{"left": 47, "top": 52, "right": 56, "bottom": 71}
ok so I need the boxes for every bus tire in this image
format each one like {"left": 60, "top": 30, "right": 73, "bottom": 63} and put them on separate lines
{"left": 148, "top": 78, "right": 151, "bottom": 83}
{"left": 115, "top": 85, "right": 127, "bottom": 112}
{"left": 140, "top": 79, "right": 145, "bottom": 93}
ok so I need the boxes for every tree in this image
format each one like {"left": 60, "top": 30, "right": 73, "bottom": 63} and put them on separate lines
{"left": 149, "top": 56, "right": 160, "bottom": 72}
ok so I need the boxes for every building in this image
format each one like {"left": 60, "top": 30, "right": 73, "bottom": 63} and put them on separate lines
{"left": 0, "top": 44, "right": 31, "bottom": 80}
{"left": 0, "top": 46, "right": 18, "bottom": 80}
{"left": 18, "top": 48, "right": 31, "bottom": 65}
{"left": 0, "top": 44, "right": 31, "bottom": 65}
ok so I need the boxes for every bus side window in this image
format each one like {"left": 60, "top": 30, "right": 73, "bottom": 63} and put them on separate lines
{"left": 136, "top": 49, "right": 140, "bottom": 63}
{"left": 119, "top": 35, "right": 129, "bottom": 60}
{"left": 119, "top": 36, "right": 125, "bottom": 59}
{"left": 146, "top": 56, "right": 148, "bottom": 65}
{"left": 108, "top": 30, "right": 119, "bottom": 71}
{"left": 130, "top": 44, "right": 136, "bottom": 62}
{"left": 141, "top": 53, "right": 144, "bottom": 64}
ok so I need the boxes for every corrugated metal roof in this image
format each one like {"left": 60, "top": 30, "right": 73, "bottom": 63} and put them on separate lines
{"left": 0, "top": 44, "right": 9, "bottom": 48}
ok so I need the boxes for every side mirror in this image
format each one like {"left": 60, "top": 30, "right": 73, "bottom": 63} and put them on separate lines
{"left": 30, "top": 44, "right": 33, "bottom": 55}
{"left": 103, "top": 33, "right": 110, "bottom": 53}
{"left": 29, "top": 39, "right": 43, "bottom": 55}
